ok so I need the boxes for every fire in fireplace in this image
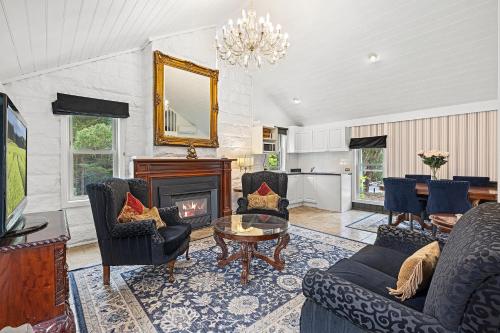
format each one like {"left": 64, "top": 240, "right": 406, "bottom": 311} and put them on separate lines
{"left": 176, "top": 198, "right": 208, "bottom": 218}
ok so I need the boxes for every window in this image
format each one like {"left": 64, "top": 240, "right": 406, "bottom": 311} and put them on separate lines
{"left": 356, "top": 148, "right": 385, "bottom": 202}
{"left": 69, "top": 115, "right": 118, "bottom": 200}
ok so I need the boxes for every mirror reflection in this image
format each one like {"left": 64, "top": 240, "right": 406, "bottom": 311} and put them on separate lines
{"left": 163, "top": 66, "right": 211, "bottom": 139}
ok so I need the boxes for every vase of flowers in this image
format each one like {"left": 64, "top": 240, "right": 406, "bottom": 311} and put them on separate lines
{"left": 417, "top": 150, "right": 449, "bottom": 180}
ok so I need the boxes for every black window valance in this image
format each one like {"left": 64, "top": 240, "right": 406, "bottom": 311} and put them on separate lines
{"left": 52, "top": 93, "right": 129, "bottom": 118}
{"left": 349, "top": 135, "right": 387, "bottom": 149}
{"left": 277, "top": 127, "right": 288, "bottom": 135}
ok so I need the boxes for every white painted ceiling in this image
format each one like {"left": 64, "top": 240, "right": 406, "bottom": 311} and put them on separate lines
{"left": 0, "top": 0, "right": 497, "bottom": 125}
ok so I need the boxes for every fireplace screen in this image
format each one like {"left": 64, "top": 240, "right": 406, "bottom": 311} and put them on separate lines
{"left": 175, "top": 197, "right": 208, "bottom": 218}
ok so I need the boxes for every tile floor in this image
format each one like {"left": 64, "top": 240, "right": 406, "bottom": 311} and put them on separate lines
{"left": 67, "top": 206, "right": 378, "bottom": 270}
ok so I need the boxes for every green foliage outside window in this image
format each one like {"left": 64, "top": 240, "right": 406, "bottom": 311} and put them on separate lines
{"left": 265, "top": 153, "right": 279, "bottom": 170}
{"left": 358, "top": 148, "right": 385, "bottom": 201}
{"left": 71, "top": 116, "right": 114, "bottom": 197}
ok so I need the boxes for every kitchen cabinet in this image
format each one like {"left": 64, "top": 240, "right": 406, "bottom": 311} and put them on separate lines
{"left": 312, "top": 128, "right": 329, "bottom": 152}
{"left": 328, "top": 127, "right": 347, "bottom": 151}
{"left": 252, "top": 125, "right": 278, "bottom": 154}
{"left": 303, "top": 175, "right": 316, "bottom": 204}
{"left": 287, "top": 173, "right": 352, "bottom": 212}
{"left": 287, "top": 174, "right": 303, "bottom": 204}
{"left": 288, "top": 125, "right": 349, "bottom": 153}
{"left": 295, "top": 128, "right": 312, "bottom": 153}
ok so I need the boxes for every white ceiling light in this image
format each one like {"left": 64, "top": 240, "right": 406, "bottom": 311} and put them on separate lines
{"left": 292, "top": 98, "right": 302, "bottom": 104}
{"left": 368, "top": 53, "right": 380, "bottom": 63}
{"left": 215, "top": 1, "right": 290, "bottom": 69}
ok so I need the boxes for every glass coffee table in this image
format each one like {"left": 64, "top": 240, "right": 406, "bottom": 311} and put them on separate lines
{"left": 212, "top": 214, "right": 290, "bottom": 284}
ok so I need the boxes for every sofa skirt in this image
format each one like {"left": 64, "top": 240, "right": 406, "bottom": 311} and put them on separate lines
{"left": 300, "top": 299, "right": 367, "bottom": 333}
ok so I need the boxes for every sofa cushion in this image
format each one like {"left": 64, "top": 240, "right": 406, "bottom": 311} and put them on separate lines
{"left": 350, "top": 244, "right": 410, "bottom": 278}
{"left": 159, "top": 224, "right": 191, "bottom": 254}
{"left": 328, "top": 258, "right": 428, "bottom": 312}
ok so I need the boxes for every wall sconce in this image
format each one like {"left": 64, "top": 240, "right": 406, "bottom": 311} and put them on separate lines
{"left": 237, "top": 155, "right": 254, "bottom": 173}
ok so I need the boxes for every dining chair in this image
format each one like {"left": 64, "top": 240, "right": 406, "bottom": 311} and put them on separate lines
{"left": 383, "top": 178, "right": 426, "bottom": 230}
{"left": 405, "top": 174, "right": 431, "bottom": 183}
{"left": 427, "top": 180, "right": 472, "bottom": 235}
{"left": 452, "top": 176, "right": 490, "bottom": 187}
{"left": 452, "top": 176, "right": 490, "bottom": 206}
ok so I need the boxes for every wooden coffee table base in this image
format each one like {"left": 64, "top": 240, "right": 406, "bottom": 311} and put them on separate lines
{"left": 214, "top": 232, "right": 290, "bottom": 284}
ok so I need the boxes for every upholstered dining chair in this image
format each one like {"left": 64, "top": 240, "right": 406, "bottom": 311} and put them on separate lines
{"left": 236, "top": 171, "right": 289, "bottom": 220}
{"left": 86, "top": 178, "right": 191, "bottom": 285}
{"left": 452, "top": 176, "right": 490, "bottom": 186}
{"left": 383, "top": 178, "right": 426, "bottom": 230}
{"left": 427, "top": 180, "right": 472, "bottom": 235}
{"left": 405, "top": 174, "right": 431, "bottom": 183}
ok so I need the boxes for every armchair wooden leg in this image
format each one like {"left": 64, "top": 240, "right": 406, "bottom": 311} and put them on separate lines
{"left": 167, "top": 260, "right": 176, "bottom": 283}
{"left": 185, "top": 244, "right": 190, "bottom": 261}
{"left": 103, "top": 265, "right": 110, "bottom": 285}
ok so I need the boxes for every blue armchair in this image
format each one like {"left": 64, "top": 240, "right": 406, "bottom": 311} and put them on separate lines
{"left": 405, "top": 174, "right": 431, "bottom": 183}
{"left": 236, "top": 171, "right": 289, "bottom": 220}
{"left": 300, "top": 202, "right": 500, "bottom": 332}
{"left": 87, "top": 178, "right": 191, "bottom": 285}
{"left": 452, "top": 175, "right": 490, "bottom": 186}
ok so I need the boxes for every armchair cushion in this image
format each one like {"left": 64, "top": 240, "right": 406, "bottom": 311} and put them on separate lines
{"left": 350, "top": 244, "right": 410, "bottom": 277}
{"left": 159, "top": 224, "right": 192, "bottom": 254}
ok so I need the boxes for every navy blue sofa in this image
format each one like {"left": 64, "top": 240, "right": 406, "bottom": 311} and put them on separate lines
{"left": 300, "top": 202, "right": 500, "bottom": 332}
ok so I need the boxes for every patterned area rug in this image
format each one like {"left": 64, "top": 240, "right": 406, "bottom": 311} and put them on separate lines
{"left": 346, "top": 213, "right": 448, "bottom": 242}
{"left": 69, "top": 225, "right": 366, "bottom": 333}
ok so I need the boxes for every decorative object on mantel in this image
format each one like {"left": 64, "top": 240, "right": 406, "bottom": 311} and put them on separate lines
{"left": 417, "top": 150, "right": 449, "bottom": 180}
{"left": 186, "top": 143, "right": 198, "bottom": 159}
{"left": 237, "top": 155, "right": 254, "bottom": 173}
{"left": 215, "top": 0, "right": 290, "bottom": 68}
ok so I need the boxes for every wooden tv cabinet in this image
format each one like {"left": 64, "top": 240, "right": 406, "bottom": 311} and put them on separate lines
{"left": 0, "top": 211, "right": 75, "bottom": 332}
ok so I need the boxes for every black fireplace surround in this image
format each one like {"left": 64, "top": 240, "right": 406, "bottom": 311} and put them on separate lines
{"left": 152, "top": 176, "right": 219, "bottom": 229}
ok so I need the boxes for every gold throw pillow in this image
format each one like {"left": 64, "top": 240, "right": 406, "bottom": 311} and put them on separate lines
{"left": 247, "top": 193, "right": 280, "bottom": 211}
{"left": 387, "top": 241, "right": 440, "bottom": 301}
{"left": 119, "top": 206, "right": 166, "bottom": 229}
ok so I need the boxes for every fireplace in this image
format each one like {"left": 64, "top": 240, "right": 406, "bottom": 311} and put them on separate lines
{"left": 134, "top": 158, "right": 235, "bottom": 228}
{"left": 154, "top": 176, "right": 218, "bottom": 229}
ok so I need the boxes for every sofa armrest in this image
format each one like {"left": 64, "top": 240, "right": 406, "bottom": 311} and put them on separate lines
{"left": 236, "top": 197, "right": 248, "bottom": 214}
{"left": 374, "top": 225, "right": 441, "bottom": 255}
{"left": 110, "top": 219, "right": 164, "bottom": 244}
{"left": 158, "top": 206, "right": 185, "bottom": 226}
{"left": 302, "top": 268, "right": 451, "bottom": 333}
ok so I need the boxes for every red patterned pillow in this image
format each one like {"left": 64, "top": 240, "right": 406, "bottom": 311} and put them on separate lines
{"left": 123, "top": 192, "right": 145, "bottom": 214}
{"left": 256, "top": 182, "right": 275, "bottom": 196}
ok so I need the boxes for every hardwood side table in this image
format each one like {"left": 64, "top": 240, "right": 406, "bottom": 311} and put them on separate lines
{"left": 212, "top": 214, "right": 290, "bottom": 284}
{"left": 0, "top": 211, "right": 75, "bottom": 332}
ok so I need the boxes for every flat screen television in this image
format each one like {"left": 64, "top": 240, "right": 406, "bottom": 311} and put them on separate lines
{"left": 0, "top": 93, "right": 28, "bottom": 238}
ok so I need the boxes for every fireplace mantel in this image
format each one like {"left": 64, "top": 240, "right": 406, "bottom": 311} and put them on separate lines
{"left": 133, "top": 157, "right": 236, "bottom": 218}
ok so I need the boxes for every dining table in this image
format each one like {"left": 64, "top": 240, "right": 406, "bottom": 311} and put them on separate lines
{"left": 414, "top": 182, "right": 498, "bottom": 202}
{"left": 378, "top": 182, "right": 497, "bottom": 230}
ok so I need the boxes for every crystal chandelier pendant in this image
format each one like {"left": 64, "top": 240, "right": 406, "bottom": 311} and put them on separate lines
{"left": 215, "top": 6, "right": 290, "bottom": 69}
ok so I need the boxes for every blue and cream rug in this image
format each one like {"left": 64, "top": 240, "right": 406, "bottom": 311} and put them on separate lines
{"left": 346, "top": 213, "right": 448, "bottom": 242}
{"left": 69, "top": 225, "right": 366, "bottom": 333}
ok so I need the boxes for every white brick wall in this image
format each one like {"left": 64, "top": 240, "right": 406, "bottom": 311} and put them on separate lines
{"left": 2, "top": 27, "right": 254, "bottom": 246}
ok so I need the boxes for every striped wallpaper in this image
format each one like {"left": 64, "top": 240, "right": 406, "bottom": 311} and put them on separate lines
{"left": 351, "top": 111, "right": 497, "bottom": 180}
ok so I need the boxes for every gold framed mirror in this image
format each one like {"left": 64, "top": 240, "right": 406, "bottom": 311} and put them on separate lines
{"left": 154, "top": 51, "right": 219, "bottom": 147}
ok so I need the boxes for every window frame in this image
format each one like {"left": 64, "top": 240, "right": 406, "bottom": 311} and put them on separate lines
{"left": 61, "top": 115, "right": 122, "bottom": 208}
{"left": 353, "top": 147, "right": 386, "bottom": 204}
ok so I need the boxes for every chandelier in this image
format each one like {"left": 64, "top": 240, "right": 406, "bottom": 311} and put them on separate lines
{"left": 215, "top": 5, "right": 290, "bottom": 68}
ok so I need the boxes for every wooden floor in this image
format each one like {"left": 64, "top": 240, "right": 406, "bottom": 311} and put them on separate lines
{"left": 67, "top": 207, "right": 377, "bottom": 270}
